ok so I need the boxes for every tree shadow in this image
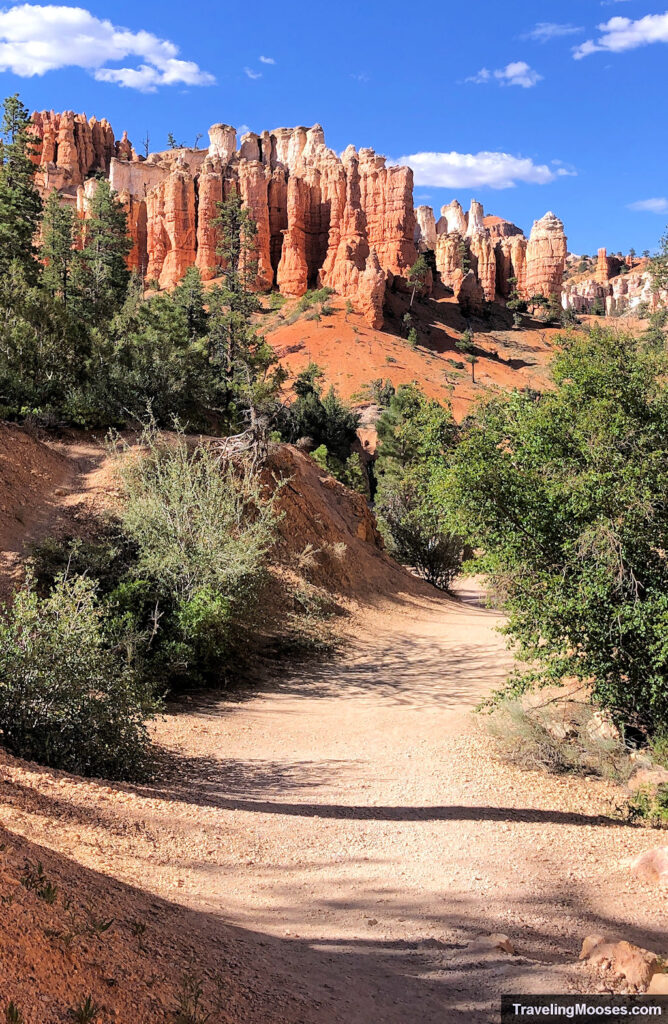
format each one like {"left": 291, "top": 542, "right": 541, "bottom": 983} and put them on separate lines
{"left": 0, "top": 818, "right": 664, "bottom": 1024}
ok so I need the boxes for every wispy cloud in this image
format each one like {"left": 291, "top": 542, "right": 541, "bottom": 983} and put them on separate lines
{"left": 574, "top": 12, "right": 668, "bottom": 59}
{"left": 259, "top": 55, "right": 275, "bottom": 64}
{"left": 243, "top": 66, "right": 262, "bottom": 79}
{"left": 350, "top": 71, "right": 369, "bottom": 82}
{"left": 0, "top": 3, "right": 215, "bottom": 91}
{"left": 524, "top": 22, "right": 583, "bottom": 43}
{"left": 628, "top": 197, "right": 668, "bottom": 213}
{"left": 465, "top": 67, "right": 491, "bottom": 84}
{"left": 466, "top": 61, "right": 543, "bottom": 88}
{"left": 396, "top": 150, "right": 574, "bottom": 190}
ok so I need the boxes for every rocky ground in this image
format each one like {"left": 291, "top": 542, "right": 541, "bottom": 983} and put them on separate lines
{"left": 262, "top": 285, "right": 559, "bottom": 424}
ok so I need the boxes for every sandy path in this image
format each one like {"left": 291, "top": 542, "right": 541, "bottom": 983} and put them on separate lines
{"left": 1, "top": 582, "right": 664, "bottom": 1021}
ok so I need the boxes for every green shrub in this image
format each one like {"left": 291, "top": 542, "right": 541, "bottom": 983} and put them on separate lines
{"left": 627, "top": 784, "right": 668, "bottom": 828}
{"left": 439, "top": 327, "right": 668, "bottom": 730}
{"left": 650, "top": 730, "right": 668, "bottom": 768}
{"left": 109, "top": 427, "right": 279, "bottom": 685}
{"left": 112, "top": 428, "right": 276, "bottom": 606}
{"left": 0, "top": 574, "right": 157, "bottom": 778}
{"left": 311, "top": 444, "right": 329, "bottom": 472}
{"left": 374, "top": 384, "right": 463, "bottom": 590}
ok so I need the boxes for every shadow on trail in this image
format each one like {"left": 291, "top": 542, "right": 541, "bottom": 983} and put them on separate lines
{"left": 0, "top": 819, "right": 662, "bottom": 1024}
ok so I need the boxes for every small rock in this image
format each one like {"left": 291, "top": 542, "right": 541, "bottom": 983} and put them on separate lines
{"left": 582, "top": 937, "right": 663, "bottom": 990}
{"left": 628, "top": 766, "right": 668, "bottom": 792}
{"left": 580, "top": 934, "right": 607, "bottom": 960}
{"left": 630, "top": 847, "right": 668, "bottom": 888}
{"left": 468, "top": 933, "right": 516, "bottom": 955}
{"left": 586, "top": 710, "right": 620, "bottom": 744}
{"left": 648, "top": 974, "right": 668, "bottom": 995}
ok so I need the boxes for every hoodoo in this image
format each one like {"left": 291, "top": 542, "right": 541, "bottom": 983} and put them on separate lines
{"left": 30, "top": 112, "right": 418, "bottom": 328}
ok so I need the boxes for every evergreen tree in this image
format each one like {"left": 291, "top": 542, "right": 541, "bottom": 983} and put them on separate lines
{"left": 408, "top": 254, "right": 430, "bottom": 307}
{"left": 208, "top": 190, "right": 285, "bottom": 439}
{"left": 374, "top": 384, "right": 462, "bottom": 589}
{"left": 71, "top": 177, "right": 132, "bottom": 326}
{"left": 41, "top": 191, "right": 77, "bottom": 306}
{"left": 0, "top": 94, "right": 43, "bottom": 281}
{"left": 173, "top": 266, "right": 208, "bottom": 341}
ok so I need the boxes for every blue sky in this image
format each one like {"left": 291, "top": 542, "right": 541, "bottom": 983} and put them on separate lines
{"left": 1, "top": 0, "right": 667, "bottom": 254}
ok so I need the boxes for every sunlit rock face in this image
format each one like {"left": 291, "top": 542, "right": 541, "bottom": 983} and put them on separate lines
{"left": 34, "top": 111, "right": 419, "bottom": 327}
{"left": 420, "top": 195, "right": 567, "bottom": 306}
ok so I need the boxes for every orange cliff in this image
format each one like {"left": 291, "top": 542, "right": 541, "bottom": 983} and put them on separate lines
{"left": 31, "top": 110, "right": 418, "bottom": 328}
{"left": 416, "top": 198, "right": 567, "bottom": 305}
{"left": 31, "top": 108, "right": 573, "bottom": 325}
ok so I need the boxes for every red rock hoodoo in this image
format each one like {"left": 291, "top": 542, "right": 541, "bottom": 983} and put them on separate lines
{"left": 32, "top": 111, "right": 419, "bottom": 328}
{"left": 415, "top": 197, "right": 567, "bottom": 305}
{"left": 34, "top": 109, "right": 587, "bottom": 324}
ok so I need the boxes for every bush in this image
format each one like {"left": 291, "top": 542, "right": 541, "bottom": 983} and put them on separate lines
{"left": 376, "top": 477, "right": 463, "bottom": 589}
{"left": 374, "top": 384, "right": 463, "bottom": 589}
{"left": 296, "top": 287, "right": 334, "bottom": 314}
{"left": 439, "top": 327, "right": 668, "bottom": 730}
{"left": 0, "top": 574, "right": 157, "bottom": 778}
{"left": 627, "top": 784, "right": 668, "bottom": 828}
{"left": 109, "top": 426, "right": 279, "bottom": 685}
{"left": 486, "top": 698, "right": 634, "bottom": 781}
{"left": 277, "top": 364, "right": 360, "bottom": 464}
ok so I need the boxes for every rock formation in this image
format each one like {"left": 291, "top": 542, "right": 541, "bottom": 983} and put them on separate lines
{"left": 419, "top": 197, "right": 566, "bottom": 307}
{"left": 562, "top": 246, "right": 665, "bottom": 316}
{"left": 30, "top": 110, "right": 135, "bottom": 194}
{"left": 454, "top": 269, "right": 484, "bottom": 316}
{"left": 33, "top": 108, "right": 580, "bottom": 324}
{"left": 34, "top": 111, "right": 419, "bottom": 327}
{"left": 525, "top": 212, "right": 567, "bottom": 299}
{"left": 415, "top": 205, "right": 437, "bottom": 250}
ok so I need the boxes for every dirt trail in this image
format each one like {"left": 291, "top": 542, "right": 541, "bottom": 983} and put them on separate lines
{"left": 1, "top": 582, "right": 664, "bottom": 1021}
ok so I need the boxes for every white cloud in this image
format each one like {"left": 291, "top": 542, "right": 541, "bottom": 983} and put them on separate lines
{"left": 396, "top": 151, "right": 574, "bottom": 190}
{"left": 258, "top": 55, "right": 275, "bottom": 64}
{"left": 494, "top": 61, "right": 543, "bottom": 87}
{"left": 574, "top": 12, "right": 668, "bottom": 59}
{"left": 628, "top": 197, "right": 668, "bottom": 213}
{"left": 243, "top": 66, "right": 262, "bottom": 79}
{"left": 465, "top": 67, "right": 491, "bottom": 84}
{"left": 466, "top": 61, "right": 542, "bottom": 88}
{"left": 0, "top": 3, "right": 215, "bottom": 91}
{"left": 524, "top": 22, "right": 583, "bottom": 42}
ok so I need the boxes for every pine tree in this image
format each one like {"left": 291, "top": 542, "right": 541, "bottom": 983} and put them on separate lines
{"left": 41, "top": 191, "right": 77, "bottom": 306}
{"left": 72, "top": 177, "right": 132, "bottom": 325}
{"left": 172, "top": 265, "right": 208, "bottom": 340}
{"left": 0, "top": 94, "right": 43, "bottom": 281}
{"left": 208, "top": 190, "right": 284, "bottom": 441}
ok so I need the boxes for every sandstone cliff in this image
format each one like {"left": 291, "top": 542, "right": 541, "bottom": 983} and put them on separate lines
{"left": 562, "top": 249, "right": 666, "bottom": 316}
{"left": 30, "top": 110, "right": 137, "bottom": 194}
{"left": 33, "top": 108, "right": 579, "bottom": 324}
{"left": 417, "top": 197, "right": 567, "bottom": 306}
{"left": 33, "top": 110, "right": 418, "bottom": 328}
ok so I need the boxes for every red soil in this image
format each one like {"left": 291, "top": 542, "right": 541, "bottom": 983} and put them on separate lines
{"left": 261, "top": 287, "right": 560, "bottom": 423}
